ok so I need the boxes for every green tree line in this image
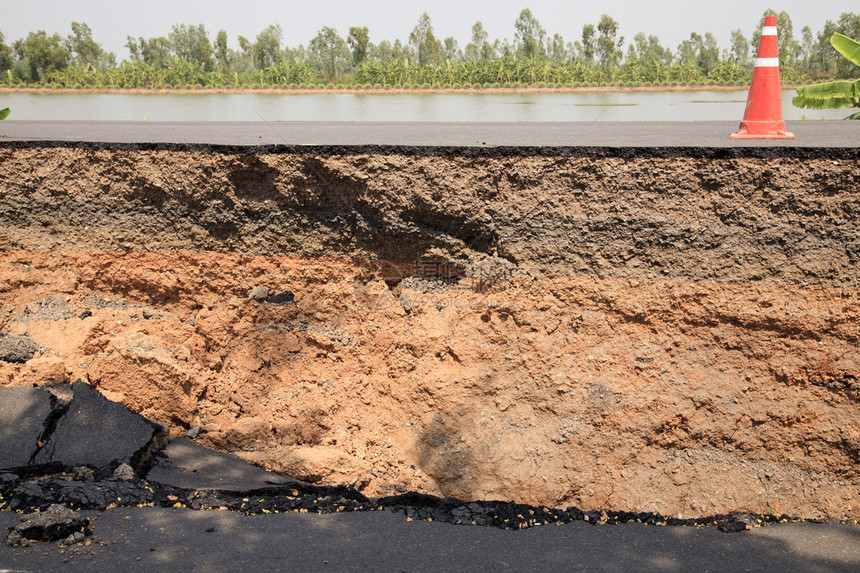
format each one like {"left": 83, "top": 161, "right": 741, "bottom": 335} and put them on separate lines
{"left": 1, "top": 9, "right": 857, "bottom": 89}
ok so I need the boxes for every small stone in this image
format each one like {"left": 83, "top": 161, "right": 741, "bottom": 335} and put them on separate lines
{"left": 6, "top": 530, "right": 22, "bottom": 547}
{"left": 717, "top": 514, "right": 753, "bottom": 533}
{"left": 72, "top": 466, "right": 95, "bottom": 482}
{"left": 186, "top": 426, "right": 201, "bottom": 439}
{"left": 266, "top": 291, "right": 295, "bottom": 305}
{"left": 113, "top": 463, "right": 135, "bottom": 480}
{"left": 249, "top": 286, "right": 269, "bottom": 301}
{"left": 399, "top": 293, "right": 412, "bottom": 314}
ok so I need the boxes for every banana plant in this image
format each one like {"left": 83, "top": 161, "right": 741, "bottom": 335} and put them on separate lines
{"left": 0, "top": 108, "right": 9, "bottom": 120}
{"left": 793, "top": 33, "right": 860, "bottom": 119}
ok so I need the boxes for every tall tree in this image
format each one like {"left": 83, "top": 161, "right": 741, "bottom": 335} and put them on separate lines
{"left": 549, "top": 33, "right": 567, "bottom": 62}
{"left": 443, "top": 37, "right": 461, "bottom": 61}
{"left": 393, "top": 39, "right": 410, "bottom": 61}
{"left": 577, "top": 23, "right": 596, "bottom": 66}
{"left": 627, "top": 33, "right": 672, "bottom": 65}
{"left": 514, "top": 8, "right": 546, "bottom": 59}
{"left": 495, "top": 38, "right": 514, "bottom": 58}
{"left": 236, "top": 34, "right": 255, "bottom": 73}
{"left": 699, "top": 32, "right": 720, "bottom": 74}
{"left": 228, "top": 35, "right": 257, "bottom": 73}
{"left": 369, "top": 38, "right": 410, "bottom": 62}
{"left": 370, "top": 39, "right": 393, "bottom": 61}
{"left": 0, "top": 32, "right": 13, "bottom": 73}
{"left": 348, "top": 27, "right": 370, "bottom": 68}
{"left": 125, "top": 36, "right": 142, "bottom": 62}
{"left": 254, "top": 24, "right": 283, "bottom": 69}
{"left": 66, "top": 22, "right": 110, "bottom": 68}
{"left": 799, "top": 25, "right": 814, "bottom": 73}
{"left": 309, "top": 26, "right": 349, "bottom": 81}
{"left": 13, "top": 31, "right": 70, "bottom": 81}
{"left": 409, "top": 13, "right": 441, "bottom": 66}
{"left": 127, "top": 36, "right": 172, "bottom": 67}
{"left": 284, "top": 44, "right": 307, "bottom": 64}
{"left": 465, "top": 21, "right": 488, "bottom": 61}
{"left": 677, "top": 32, "right": 703, "bottom": 65}
{"left": 214, "top": 30, "right": 229, "bottom": 71}
{"left": 168, "top": 24, "right": 214, "bottom": 70}
{"left": 596, "top": 14, "right": 623, "bottom": 68}
{"left": 729, "top": 29, "right": 750, "bottom": 65}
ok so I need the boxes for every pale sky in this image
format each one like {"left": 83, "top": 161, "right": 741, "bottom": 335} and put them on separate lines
{"left": 4, "top": 0, "right": 858, "bottom": 60}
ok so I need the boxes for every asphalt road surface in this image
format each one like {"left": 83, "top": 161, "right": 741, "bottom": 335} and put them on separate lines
{"left": 1, "top": 507, "right": 859, "bottom": 572}
{"left": 1, "top": 120, "right": 858, "bottom": 148}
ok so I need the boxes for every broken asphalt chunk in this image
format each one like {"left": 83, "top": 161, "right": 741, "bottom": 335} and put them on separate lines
{"left": 5, "top": 504, "right": 91, "bottom": 546}
{"left": 146, "top": 437, "right": 298, "bottom": 491}
{"left": 32, "top": 380, "right": 167, "bottom": 477}
{"left": 0, "top": 387, "right": 59, "bottom": 468}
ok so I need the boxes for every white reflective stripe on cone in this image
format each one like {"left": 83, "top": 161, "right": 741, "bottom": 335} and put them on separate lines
{"left": 754, "top": 58, "right": 780, "bottom": 67}
{"left": 762, "top": 26, "right": 778, "bottom": 36}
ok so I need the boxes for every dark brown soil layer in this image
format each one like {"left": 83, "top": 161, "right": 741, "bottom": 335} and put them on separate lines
{"left": 1, "top": 144, "right": 858, "bottom": 287}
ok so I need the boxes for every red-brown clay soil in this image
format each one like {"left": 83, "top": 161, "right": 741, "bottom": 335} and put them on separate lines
{"left": 0, "top": 144, "right": 857, "bottom": 519}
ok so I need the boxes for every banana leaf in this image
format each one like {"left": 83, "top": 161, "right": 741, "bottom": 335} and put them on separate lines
{"left": 831, "top": 33, "right": 860, "bottom": 66}
{"left": 793, "top": 33, "right": 860, "bottom": 118}
{"left": 0, "top": 108, "right": 9, "bottom": 120}
{"left": 793, "top": 79, "right": 860, "bottom": 109}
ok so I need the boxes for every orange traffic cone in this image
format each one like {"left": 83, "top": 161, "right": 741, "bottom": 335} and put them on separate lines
{"left": 730, "top": 15, "right": 795, "bottom": 139}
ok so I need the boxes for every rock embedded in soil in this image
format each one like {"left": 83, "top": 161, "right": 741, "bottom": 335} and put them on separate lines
{"left": 112, "top": 463, "right": 135, "bottom": 480}
{"left": 248, "top": 286, "right": 269, "bottom": 301}
{"left": 0, "top": 334, "right": 41, "bottom": 363}
{"left": 266, "top": 290, "right": 295, "bottom": 305}
{"left": 0, "top": 143, "right": 858, "bottom": 521}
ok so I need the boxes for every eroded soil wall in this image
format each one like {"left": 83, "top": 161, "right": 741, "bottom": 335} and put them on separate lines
{"left": 0, "top": 144, "right": 857, "bottom": 519}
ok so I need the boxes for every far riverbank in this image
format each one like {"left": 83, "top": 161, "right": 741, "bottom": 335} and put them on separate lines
{"left": 0, "top": 84, "right": 776, "bottom": 96}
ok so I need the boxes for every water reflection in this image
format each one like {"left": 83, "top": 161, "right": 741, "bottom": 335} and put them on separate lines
{"left": 1, "top": 90, "right": 846, "bottom": 122}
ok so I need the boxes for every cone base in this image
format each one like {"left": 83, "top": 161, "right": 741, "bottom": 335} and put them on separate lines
{"left": 730, "top": 121, "right": 795, "bottom": 140}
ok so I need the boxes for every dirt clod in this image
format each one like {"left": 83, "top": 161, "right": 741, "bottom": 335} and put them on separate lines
{"left": 0, "top": 334, "right": 41, "bottom": 364}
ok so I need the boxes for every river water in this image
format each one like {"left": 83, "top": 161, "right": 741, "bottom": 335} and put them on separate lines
{"left": 0, "top": 90, "right": 847, "bottom": 122}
